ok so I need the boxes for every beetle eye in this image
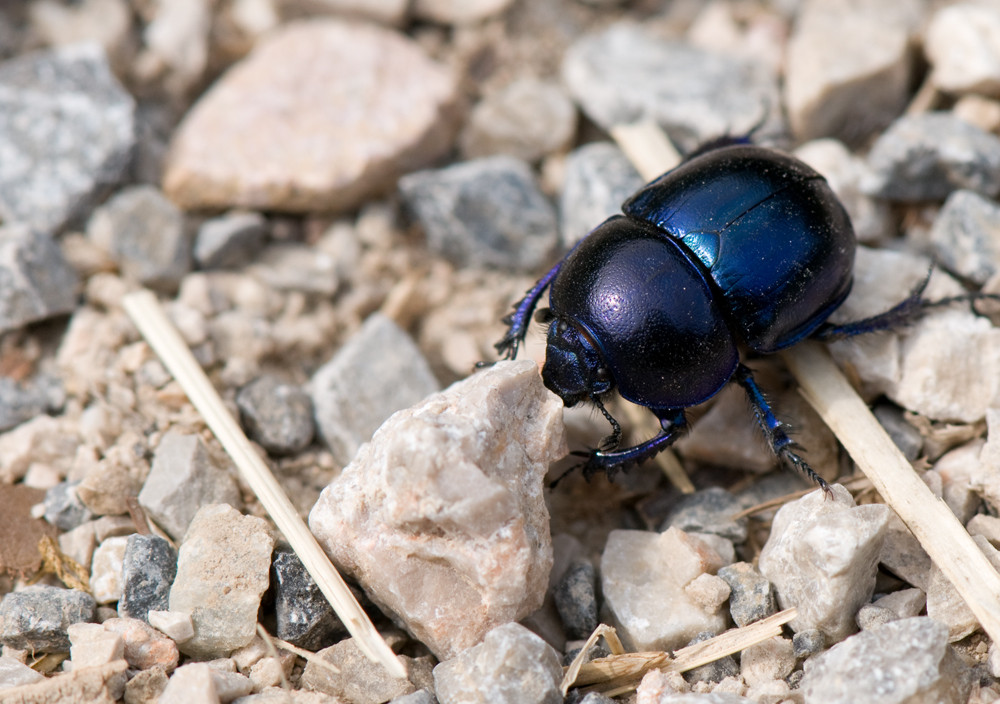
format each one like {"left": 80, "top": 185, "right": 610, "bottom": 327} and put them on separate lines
{"left": 535, "top": 307, "right": 555, "bottom": 324}
{"left": 595, "top": 366, "right": 610, "bottom": 383}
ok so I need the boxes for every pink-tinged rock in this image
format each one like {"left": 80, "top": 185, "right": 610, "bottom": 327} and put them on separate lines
{"left": 308, "top": 360, "right": 566, "bottom": 659}
{"left": 102, "top": 617, "right": 179, "bottom": 673}
{"left": 601, "top": 527, "right": 728, "bottom": 652}
{"left": 758, "top": 485, "right": 889, "bottom": 642}
{"left": 163, "top": 19, "right": 460, "bottom": 213}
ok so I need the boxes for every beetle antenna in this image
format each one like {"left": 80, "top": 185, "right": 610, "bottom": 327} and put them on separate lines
{"left": 592, "top": 396, "right": 622, "bottom": 452}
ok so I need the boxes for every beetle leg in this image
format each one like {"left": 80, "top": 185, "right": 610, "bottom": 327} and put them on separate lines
{"left": 732, "top": 364, "right": 833, "bottom": 495}
{"left": 592, "top": 396, "right": 622, "bottom": 452}
{"left": 493, "top": 258, "right": 565, "bottom": 360}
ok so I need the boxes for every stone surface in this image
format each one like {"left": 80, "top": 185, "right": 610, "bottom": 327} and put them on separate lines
{"left": 135, "top": 0, "right": 212, "bottom": 100}
{"left": 68, "top": 622, "right": 124, "bottom": 669}
{"left": 236, "top": 375, "right": 314, "bottom": 455}
{"left": 271, "top": 549, "right": 344, "bottom": 651}
{"left": 0, "top": 585, "right": 96, "bottom": 653}
{"left": 158, "top": 662, "right": 253, "bottom": 704}
{"left": 559, "top": 141, "right": 644, "bottom": 249}
{"left": 0, "top": 43, "right": 135, "bottom": 232}
{"left": 684, "top": 574, "right": 731, "bottom": 613}
{"left": 717, "top": 562, "right": 777, "bottom": 628}
{"left": 562, "top": 22, "right": 778, "bottom": 152}
{"left": 926, "top": 3, "right": 1000, "bottom": 96}
{"left": 601, "top": 527, "right": 727, "bottom": 651}
{"left": 247, "top": 243, "right": 339, "bottom": 296}
{"left": 433, "top": 622, "right": 562, "bottom": 704}
{"left": 163, "top": 19, "right": 460, "bottom": 213}
{"left": 927, "top": 535, "right": 1000, "bottom": 641}
{"left": 758, "top": 485, "right": 889, "bottom": 641}
{"left": 399, "top": 155, "right": 558, "bottom": 272}
{"left": 90, "top": 535, "right": 130, "bottom": 604}
{"left": 0, "top": 225, "right": 79, "bottom": 334}
{"left": 102, "top": 617, "right": 179, "bottom": 673}
{"left": 0, "top": 659, "right": 127, "bottom": 703}
{"left": 168, "top": 504, "right": 275, "bottom": 658}
{"left": 147, "top": 610, "right": 194, "bottom": 643}
{"left": 800, "top": 617, "right": 971, "bottom": 704}
{"left": 785, "top": 0, "right": 919, "bottom": 144}
{"left": 460, "top": 78, "right": 576, "bottom": 163}
{"left": 310, "top": 313, "right": 440, "bottom": 467}
{"left": 740, "top": 636, "right": 795, "bottom": 687}
{"left": 793, "top": 629, "right": 825, "bottom": 659}
{"left": 193, "top": 211, "right": 268, "bottom": 270}
{"left": 300, "top": 637, "right": 430, "bottom": 703}
{"left": 138, "top": 430, "right": 242, "bottom": 541}
{"left": 412, "top": 0, "right": 513, "bottom": 24}
{"left": 857, "top": 588, "right": 926, "bottom": 631}
{"left": 44, "top": 481, "right": 94, "bottom": 532}
{"left": 0, "top": 374, "right": 63, "bottom": 434}
{"left": 309, "top": 360, "right": 564, "bottom": 659}
{"left": 864, "top": 112, "right": 1000, "bottom": 201}
{"left": 929, "top": 189, "right": 1000, "bottom": 286}
{"left": 118, "top": 533, "right": 178, "bottom": 622}
{"left": 660, "top": 487, "right": 748, "bottom": 543}
{"left": 553, "top": 558, "right": 598, "bottom": 641}
{"left": 123, "top": 666, "right": 168, "bottom": 704}
{"left": 0, "top": 655, "right": 44, "bottom": 690}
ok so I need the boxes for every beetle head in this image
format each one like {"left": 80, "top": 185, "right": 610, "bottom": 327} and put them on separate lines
{"left": 539, "top": 311, "right": 613, "bottom": 406}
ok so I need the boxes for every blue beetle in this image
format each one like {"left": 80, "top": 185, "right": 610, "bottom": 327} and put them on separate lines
{"left": 496, "top": 142, "right": 929, "bottom": 488}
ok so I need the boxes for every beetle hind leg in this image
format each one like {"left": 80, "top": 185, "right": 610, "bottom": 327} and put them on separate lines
{"left": 733, "top": 364, "right": 832, "bottom": 495}
{"left": 492, "top": 258, "right": 566, "bottom": 361}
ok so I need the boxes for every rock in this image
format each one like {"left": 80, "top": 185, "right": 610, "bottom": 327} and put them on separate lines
{"left": 67, "top": 622, "right": 124, "bottom": 669}
{"left": 138, "top": 431, "right": 242, "bottom": 541}
{"left": 90, "top": 535, "right": 130, "bottom": 604}
{"left": 0, "top": 660, "right": 127, "bottom": 703}
{"left": 158, "top": 662, "right": 253, "bottom": 704}
{"left": 309, "top": 360, "right": 564, "bottom": 659}
{"left": 931, "top": 441, "right": 984, "bottom": 524}
{"left": 0, "top": 225, "right": 79, "bottom": 334}
{"left": 758, "top": 485, "right": 889, "bottom": 642}
{"left": 926, "top": 535, "right": 1000, "bottom": 641}
{"left": 717, "top": 562, "right": 777, "bottom": 628}
{"left": 399, "top": 155, "right": 558, "bottom": 272}
{"left": 118, "top": 533, "right": 178, "bottom": 622}
{"left": 163, "top": 19, "right": 460, "bottom": 213}
{"left": 300, "top": 637, "right": 431, "bottom": 703}
{"left": 800, "top": 617, "right": 971, "bottom": 704}
{"left": 412, "top": 0, "right": 513, "bottom": 24}
{"left": 601, "top": 527, "right": 727, "bottom": 651}
{"left": 0, "top": 43, "right": 135, "bottom": 232}
{"left": 0, "top": 655, "right": 44, "bottom": 690}
{"left": 879, "top": 512, "right": 933, "bottom": 592}
{"left": 928, "top": 189, "right": 1000, "bottom": 285}
{"left": 740, "top": 636, "right": 795, "bottom": 687}
{"left": 123, "top": 666, "right": 169, "bottom": 704}
{"left": 553, "top": 558, "right": 598, "bottom": 641}
{"left": 793, "top": 629, "right": 825, "bottom": 659}
{"left": 271, "top": 549, "right": 344, "bottom": 651}
{"left": 248, "top": 243, "right": 339, "bottom": 296}
{"left": 559, "top": 142, "right": 644, "bottom": 249}
{"left": 76, "top": 432, "right": 150, "bottom": 516}
{"left": 310, "top": 313, "right": 440, "bottom": 467}
{"left": 134, "top": 0, "right": 211, "bottom": 99}
{"left": 684, "top": 574, "right": 731, "bottom": 613}
{"left": 433, "top": 622, "right": 562, "bottom": 704}
{"left": 391, "top": 690, "right": 437, "bottom": 704}
{"left": 102, "top": 617, "right": 179, "bottom": 673}
{"left": 168, "top": 504, "right": 275, "bottom": 658}
{"left": 682, "top": 631, "right": 739, "bottom": 685}
{"left": 925, "top": 3, "right": 1000, "bottom": 96}
{"left": 968, "top": 514, "right": 1000, "bottom": 546}
{"left": 28, "top": 0, "right": 134, "bottom": 74}
{"left": 562, "top": 23, "right": 778, "bottom": 152}
{"left": 864, "top": 112, "right": 1000, "bottom": 201}
{"left": 675, "top": 385, "right": 777, "bottom": 475}
{"left": 460, "top": 78, "right": 576, "bottom": 163}
{"left": 0, "top": 585, "right": 96, "bottom": 653}
{"left": 147, "top": 610, "right": 194, "bottom": 643}
{"left": 236, "top": 375, "right": 314, "bottom": 455}
{"left": 785, "top": 0, "right": 920, "bottom": 144}
{"left": 660, "top": 487, "right": 748, "bottom": 543}
{"left": 193, "top": 211, "right": 268, "bottom": 270}
{"left": 44, "top": 481, "right": 94, "bottom": 531}
{"left": 857, "top": 588, "right": 925, "bottom": 631}
{"left": 0, "top": 374, "right": 63, "bottom": 433}
{"left": 872, "top": 404, "right": 923, "bottom": 462}
{"left": 978, "top": 409, "right": 1000, "bottom": 513}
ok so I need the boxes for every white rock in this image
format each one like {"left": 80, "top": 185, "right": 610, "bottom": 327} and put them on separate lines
{"left": 927, "top": 535, "right": 1000, "bottom": 641}
{"left": 930, "top": 441, "right": 985, "bottom": 524}
{"left": 758, "top": 485, "right": 889, "bottom": 642}
{"left": 148, "top": 610, "right": 195, "bottom": 643}
{"left": 68, "top": 622, "right": 124, "bottom": 669}
{"left": 684, "top": 573, "right": 731, "bottom": 613}
{"left": 976, "top": 408, "right": 1000, "bottom": 513}
{"left": 137, "top": 0, "right": 212, "bottom": 98}
{"left": 90, "top": 535, "right": 130, "bottom": 604}
{"left": 601, "top": 528, "right": 727, "bottom": 651}
{"left": 412, "top": 0, "right": 513, "bottom": 24}
{"left": 739, "top": 636, "right": 794, "bottom": 687}
{"left": 926, "top": 3, "right": 1000, "bottom": 96}
{"left": 309, "top": 360, "right": 565, "bottom": 659}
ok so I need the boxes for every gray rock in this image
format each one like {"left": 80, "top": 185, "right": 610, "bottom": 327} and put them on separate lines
{"left": 433, "top": 622, "right": 562, "bottom": 704}
{"left": 758, "top": 485, "right": 889, "bottom": 642}
{"left": 87, "top": 184, "right": 191, "bottom": 291}
{"left": 391, "top": 690, "right": 438, "bottom": 704}
{"left": 793, "top": 629, "right": 825, "bottom": 658}
{"left": 399, "top": 155, "right": 558, "bottom": 272}
{"left": 0, "top": 585, "right": 96, "bottom": 652}
{"left": 660, "top": 487, "right": 748, "bottom": 543}
{"left": 44, "top": 480, "right": 94, "bottom": 531}
{"left": 928, "top": 189, "right": 1000, "bottom": 285}
{"left": 118, "top": 533, "right": 178, "bottom": 622}
{"left": 0, "top": 374, "right": 63, "bottom": 432}
{"left": 301, "top": 637, "right": 432, "bottom": 704}
{"left": 553, "top": 558, "right": 597, "bottom": 641}
{"left": 137, "top": 430, "right": 241, "bottom": 541}
{"left": 237, "top": 375, "right": 315, "bottom": 455}
{"left": 683, "top": 631, "right": 739, "bottom": 685}
{"left": 310, "top": 313, "right": 439, "bottom": 467}
{"left": 872, "top": 404, "right": 923, "bottom": 462}
{"left": 800, "top": 617, "right": 971, "bottom": 704}
{"left": 571, "top": 694, "right": 615, "bottom": 704}
{"left": 864, "top": 112, "right": 1000, "bottom": 201}
{"left": 717, "top": 562, "right": 777, "bottom": 628}
{"left": 559, "top": 142, "right": 644, "bottom": 249}
{"left": 0, "top": 43, "right": 135, "bottom": 232}
{"left": 193, "top": 211, "right": 267, "bottom": 269}
{"left": 169, "top": 504, "right": 275, "bottom": 659}
{"left": 248, "top": 243, "right": 339, "bottom": 296}
{"left": 926, "top": 534, "right": 1000, "bottom": 642}
{"left": 272, "top": 549, "right": 344, "bottom": 651}
{"left": 562, "top": 23, "right": 779, "bottom": 152}
{"left": 0, "top": 225, "right": 79, "bottom": 334}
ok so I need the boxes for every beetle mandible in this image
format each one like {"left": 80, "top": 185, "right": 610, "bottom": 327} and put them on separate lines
{"left": 495, "top": 141, "right": 938, "bottom": 489}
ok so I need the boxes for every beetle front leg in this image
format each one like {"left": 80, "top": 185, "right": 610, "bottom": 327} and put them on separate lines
{"left": 568, "top": 408, "right": 688, "bottom": 483}
{"left": 494, "top": 258, "right": 565, "bottom": 360}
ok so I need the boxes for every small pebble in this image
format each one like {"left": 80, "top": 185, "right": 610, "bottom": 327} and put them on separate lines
{"left": 193, "top": 211, "right": 268, "bottom": 270}
{"left": 739, "top": 636, "right": 795, "bottom": 686}
{"left": 248, "top": 243, "right": 339, "bottom": 296}
{"left": 553, "top": 558, "right": 598, "bottom": 641}
{"left": 271, "top": 549, "right": 344, "bottom": 651}
{"left": 0, "top": 225, "right": 79, "bottom": 336}
{"left": 123, "top": 666, "right": 169, "bottom": 704}
{"left": 793, "top": 629, "right": 825, "bottom": 658}
{"left": 660, "top": 487, "right": 748, "bottom": 543}
{"left": 236, "top": 375, "right": 315, "bottom": 455}
{"left": 0, "top": 655, "right": 45, "bottom": 690}
{"left": 717, "top": 562, "right": 777, "bottom": 628}
{"left": 103, "top": 617, "right": 180, "bottom": 672}
{"left": 301, "top": 637, "right": 431, "bottom": 704}
{"left": 390, "top": 690, "right": 438, "bottom": 704}
{"left": 147, "top": 610, "right": 195, "bottom": 644}
{"left": 412, "top": 0, "right": 513, "bottom": 24}
{"left": 399, "top": 155, "right": 559, "bottom": 272}
{"left": 118, "top": 533, "right": 178, "bottom": 622}
{"left": 928, "top": 189, "right": 1000, "bottom": 286}
{"left": 682, "top": 632, "right": 739, "bottom": 685}
{"left": 44, "top": 480, "right": 94, "bottom": 532}
{"left": 925, "top": 3, "right": 1000, "bottom": 96}
{"left": 158, "top": 662, "right": 253, "bottom": 704}
{"left": 433, "top": 622, "right": 562, "bottom": 704}
{"left": 67, "top": 622, "right": 124, "bottom": 669}
{"left": 559, "top": 141, "right": 644, "bottom": 249}
{"left": 968, "top": 514, "right": 1000, "bottom": 546}
{"left": 872, "top": 404, "right": 923, "bottom": 462}
{"left": 927, "top": 535, "right": 1000, "bottom": 641}
{"left": 0, "top": 375, "right": 63, "bottom": 433}
{"left": 684, "top": 573, "right": 731, "bottom": 612}
{"left": 90, "top": 535, "right": 130, "bottom": 604}
{"left": 0, "top": 585, "right": 97, "bottom": 653}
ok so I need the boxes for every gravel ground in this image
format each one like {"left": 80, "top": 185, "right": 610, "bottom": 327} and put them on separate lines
{"left": 1, "top": 1, "right": 1000, "bottom": 703}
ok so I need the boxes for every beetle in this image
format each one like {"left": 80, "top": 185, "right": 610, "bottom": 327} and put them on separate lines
{"left": 494, "top": 141, "right": 951, "bottom": 489}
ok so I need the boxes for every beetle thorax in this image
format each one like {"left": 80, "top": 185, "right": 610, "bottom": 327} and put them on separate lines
{"left": 541, "top": 317, "right": 612, "bottom": 407}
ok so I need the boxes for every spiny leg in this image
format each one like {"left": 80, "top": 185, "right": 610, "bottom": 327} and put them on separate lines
{"left": 732, "top": 364, "right": 832, "bottom": 495}
{"left": 493, "top": 258, "right": 565, "bottom": 360}
{"left": 592, "top": 395, "right": 622, "bottom": 452}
